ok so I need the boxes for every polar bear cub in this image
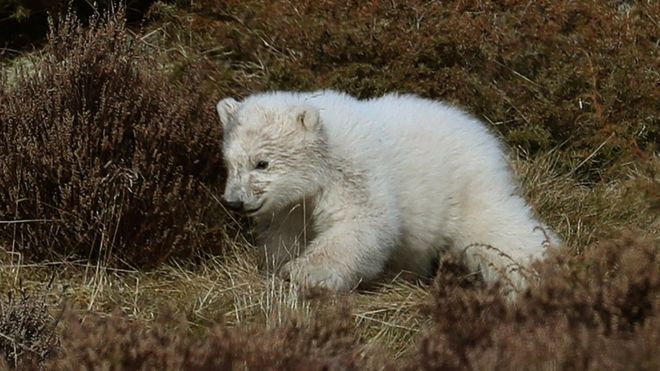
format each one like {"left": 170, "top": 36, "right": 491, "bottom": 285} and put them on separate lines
{"left": 217, "top": 90, "right": 559, "bottom": 294}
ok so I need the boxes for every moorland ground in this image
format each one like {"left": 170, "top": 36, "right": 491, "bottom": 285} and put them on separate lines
{"left": 0, "top": 1, "right": 658, "bottom": 369}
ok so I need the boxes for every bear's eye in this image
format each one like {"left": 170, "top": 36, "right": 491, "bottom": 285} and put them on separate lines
{"left": 255, "top": 161, "right": 269, "bottom": 170}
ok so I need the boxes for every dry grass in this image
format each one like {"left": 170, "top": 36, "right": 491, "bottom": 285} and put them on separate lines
{"left": 0, "top": 0, "right": 658, "bottom": 369}
{"left": 0, "top": 228, "right": 432, "bottom": 360}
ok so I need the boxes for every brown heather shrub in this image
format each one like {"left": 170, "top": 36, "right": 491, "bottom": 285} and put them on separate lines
{"left": 0, "top": 287, "right": 58, "bottom": 369}
{"left": 0, "top": 9, "right": 225, "bottom": 266}
{"left": 45, "top": 305, "right": 362, "bottom": 370}
{"left": 409, "top": 234, "right": 660, "bottom": 370}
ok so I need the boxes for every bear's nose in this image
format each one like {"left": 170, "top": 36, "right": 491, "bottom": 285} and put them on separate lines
{"left": 223, "top": 199, "right": 244, "bottom": 211}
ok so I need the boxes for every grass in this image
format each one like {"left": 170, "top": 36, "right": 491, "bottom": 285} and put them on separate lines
{"left": 0, "top": 0, "right": 658, "bottom": 369}
{"left": 0, "top": 228, "right": 432, "bottom": 359}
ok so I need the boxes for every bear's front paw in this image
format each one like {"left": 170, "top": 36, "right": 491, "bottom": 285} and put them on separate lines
{"left": 279, "top": 258, "right": 353, "bottom": 292}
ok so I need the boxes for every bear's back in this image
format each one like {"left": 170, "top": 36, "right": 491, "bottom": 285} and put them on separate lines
{"left": 312, "top": 91, "right": 519, "bottom": 254}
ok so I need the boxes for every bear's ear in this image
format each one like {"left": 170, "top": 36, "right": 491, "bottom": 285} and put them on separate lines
{"left": 291, "top": 105, "right": 320, "bottom": 132}
{"left": 216, "top": 98, "right": 241, "bottom": 129}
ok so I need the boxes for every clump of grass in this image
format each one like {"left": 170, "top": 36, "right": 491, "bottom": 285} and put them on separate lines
{"left": 0, "top": 7, "right": 225, "bottom": 266}
{"left": 0, "top": 286, "right": 59, "bottom": 369}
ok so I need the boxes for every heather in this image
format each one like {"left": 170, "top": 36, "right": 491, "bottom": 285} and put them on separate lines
{"left": 0, "top": 9, "right": 225, "bottom": 265}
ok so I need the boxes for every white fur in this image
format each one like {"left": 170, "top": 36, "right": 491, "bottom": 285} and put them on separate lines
{"left": 218, "top": 90, "right": 560, "bottom": 295}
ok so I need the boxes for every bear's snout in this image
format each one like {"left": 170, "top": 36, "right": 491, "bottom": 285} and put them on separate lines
{"left": 222, "top": 198, "right": 244, "bottom": 212}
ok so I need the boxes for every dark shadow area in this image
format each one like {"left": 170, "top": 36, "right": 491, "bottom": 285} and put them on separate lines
{"left": 0, "top": 0, "right": 156, "bottom": 58}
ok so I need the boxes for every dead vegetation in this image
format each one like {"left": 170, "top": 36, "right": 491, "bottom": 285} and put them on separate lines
{"left": 0, "top": 1, "right": 658, "bottom": 369}
{"left": 409, "top": 234, "right": 660, "bottom": 370}
{"left": 0, "top": 8, "right": 225, "bottom": 266}
{"left": 0, "top": 285, "right": 58, "bottom": 369}
{"left": 2, "top": 234, "right": 657, "bottom": 370}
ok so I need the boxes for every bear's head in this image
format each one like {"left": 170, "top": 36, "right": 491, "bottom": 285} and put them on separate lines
{"left": 217, "top": 96, "right": 328, "bottom": 217}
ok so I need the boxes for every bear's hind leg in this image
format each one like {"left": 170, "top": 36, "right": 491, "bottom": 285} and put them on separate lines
{"left": 456, "top": 195, "right": 556, "bottom": 295}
